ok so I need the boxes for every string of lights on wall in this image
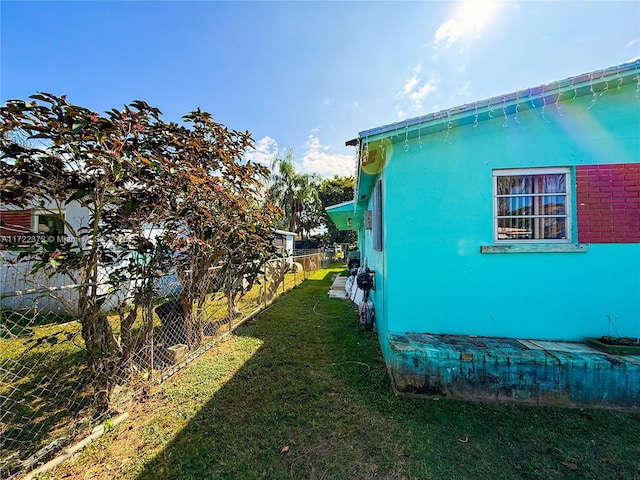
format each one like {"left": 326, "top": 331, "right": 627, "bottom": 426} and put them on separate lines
{"left": 357, "top": 60, "right": 640, "bottom": 162}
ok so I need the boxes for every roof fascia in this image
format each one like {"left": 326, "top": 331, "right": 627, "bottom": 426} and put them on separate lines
{"left": 325, "top": 199, "right": 356, "bottom": 212}
{"left": 350, "top": 59, "right": 639, "bottom": 205}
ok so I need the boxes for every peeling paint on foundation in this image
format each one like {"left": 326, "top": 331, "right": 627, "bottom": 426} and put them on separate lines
{"left": 387, "top": 333, "right": 640, "bottom": 410}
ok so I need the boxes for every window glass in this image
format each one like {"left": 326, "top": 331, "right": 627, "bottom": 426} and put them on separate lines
{"left": 37, "top": 213, "right": 65, "bottom": 234}
{"left": 495, "top": 170, "right": 570, "bottom": 242}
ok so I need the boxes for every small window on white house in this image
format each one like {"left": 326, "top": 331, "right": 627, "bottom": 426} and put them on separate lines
{"left": 33, "top": 210, "right": 65, "bottom": 234}
{"left": 493, "top": 168, "right": 571, "bottom": 243}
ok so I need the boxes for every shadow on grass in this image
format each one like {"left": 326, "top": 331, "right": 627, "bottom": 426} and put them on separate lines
{"left": 135, "top": 269, "right": 640, "bottom": 480}
{"left": 0, "top": 344, "right": 93, "bottom": 477}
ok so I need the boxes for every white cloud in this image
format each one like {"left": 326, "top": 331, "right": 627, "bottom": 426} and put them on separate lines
{"left": 430, "top": 0, "right": 500, "bottom": 51}
{"left": 397, "top": 73, "right": 438, "bottom": 115}
{"left": 299, "top": 133, "right": 355, "bottom": 178}
{"left": 409, "top": 79, "right": 437, "bottom": 101}
{"left": 397, "top": 64, "right": 426, "bottom": 99}
{"left": 627, "top": 38, "right": 639, "bottom": 49}
{"left": 244, "top": 136, "right": 279, "bottom": 167}
{"left": 434, "top": 19, "right": 464, "bottom": 49}
{"left": 245, "top": 133, "right": 356, "bottom": 178}
{"left": 399, "top": 75, "right": 420, "bottom": 97}
{"left": 323, "top": 98, "right": 335, "bottom": 105}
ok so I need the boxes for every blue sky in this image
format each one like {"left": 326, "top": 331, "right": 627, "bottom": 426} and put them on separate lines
{"left": 2, "top": 1, "right": 639, "bottom": 178}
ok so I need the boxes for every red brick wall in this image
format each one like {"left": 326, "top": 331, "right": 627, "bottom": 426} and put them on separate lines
{"left": 576, "top": 163, "right": 640, "bottom": 243}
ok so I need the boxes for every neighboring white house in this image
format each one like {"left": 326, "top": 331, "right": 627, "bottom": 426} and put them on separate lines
{"left": 0, "top": 201, "right": 155, "bottom": 314}
{"left": 273, "top": 229, "right": 295, "bottom": 257}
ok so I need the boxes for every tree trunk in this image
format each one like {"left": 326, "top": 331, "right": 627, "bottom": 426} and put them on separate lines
{"left": 118, "top": 306, "right": 138, "bottom": 382}
{"left": 81, "top": 313, "right": 118, "bottom": 415}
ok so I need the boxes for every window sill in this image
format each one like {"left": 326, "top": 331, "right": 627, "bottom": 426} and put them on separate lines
{"left": 480, "top": 244, "right": 588, "bottom": 254}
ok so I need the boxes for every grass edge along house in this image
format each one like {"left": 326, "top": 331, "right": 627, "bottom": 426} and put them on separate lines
{"left": 327, "top": 59, "right": 640, "bottom": 409}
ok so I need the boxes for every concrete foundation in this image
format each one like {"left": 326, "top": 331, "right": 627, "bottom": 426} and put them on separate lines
{"left": 388, "top": 333, "right": 640, "bottom": 410}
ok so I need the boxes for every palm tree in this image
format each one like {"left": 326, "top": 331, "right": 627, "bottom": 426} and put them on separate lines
{"left": 268, "top": 148, "right": 321, "bottom": 236}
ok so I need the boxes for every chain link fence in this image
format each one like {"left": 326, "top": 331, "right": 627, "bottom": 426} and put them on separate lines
{"left": 0, "top": 253, "right": 323, "bottom": 479}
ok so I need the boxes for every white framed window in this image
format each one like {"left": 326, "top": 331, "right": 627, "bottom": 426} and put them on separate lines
{"left": 493, "top": 168, "right": 571, "bottom": 243}
{"left": 32, "top": 209, "right": 65, "bottom": 234}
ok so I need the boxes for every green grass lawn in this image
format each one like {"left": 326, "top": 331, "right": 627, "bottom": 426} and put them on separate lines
{"left": 1, "top": 266, "right": 305, "bottom": 473}
{"left": 39, "top": 266, "right": 640, "bottom": 480}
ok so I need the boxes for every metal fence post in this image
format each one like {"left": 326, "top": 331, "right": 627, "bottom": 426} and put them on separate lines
{"left": 264, "top": 270, "right": 269, "bottom": 309}
{"left": 148, "top": 296, "right": 154, "bottom": 381}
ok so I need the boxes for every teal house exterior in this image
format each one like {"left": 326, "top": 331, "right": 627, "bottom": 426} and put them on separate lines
{"left": 327, "top": 60, "right": 640, "bottom": 409}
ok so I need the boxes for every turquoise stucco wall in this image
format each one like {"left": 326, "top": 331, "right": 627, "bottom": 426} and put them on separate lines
{"left": 357, "top": 195, "right": 388, "bottom": 351}
{"left": 362, "top": 83, "right": 639, "bottom": 345}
